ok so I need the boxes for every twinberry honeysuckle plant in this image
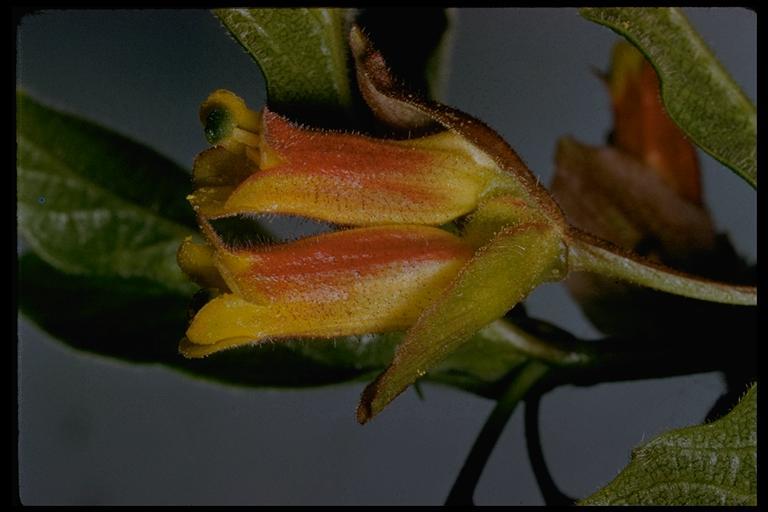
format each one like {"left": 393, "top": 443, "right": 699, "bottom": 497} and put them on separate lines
{"left": 177, "top": 25, "right": 755, "bottom": 424}
{"left": 17, "top": 8, "right": 757, "bottom": 506}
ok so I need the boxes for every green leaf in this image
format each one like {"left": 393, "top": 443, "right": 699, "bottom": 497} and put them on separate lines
{"left": 17, "top": 91, "right": 196, "bottom": 294}
{"left": 580, "top": 8, "right": 756, "bottom": 188}
{"left": 581, "top": 384, "right": 757, "bottom": 506}
{"left": 19, "top": 252, "right": 192, "bottom": 364}
{"left": 422, "top": 10, "right": 454, "bottom": 101}
{"left": 213, "top": 8, "right": 353, "bottom": 118}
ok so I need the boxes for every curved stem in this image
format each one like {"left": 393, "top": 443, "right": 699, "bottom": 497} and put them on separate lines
{"left": 568, "top": 228, "right": 756, "bottom": 306}
{"left": 483, "top": 318, "right": 599, "bottom": 368}
{"left": 445, "top": 361, "right": 549, "bottom": 505}
{"left": 524, "top": 393, "right": 575, "bottom": 506}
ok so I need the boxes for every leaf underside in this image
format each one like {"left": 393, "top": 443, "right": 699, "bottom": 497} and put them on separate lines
{"left": 213, "top": 8, "right": 353, "bottom": 122}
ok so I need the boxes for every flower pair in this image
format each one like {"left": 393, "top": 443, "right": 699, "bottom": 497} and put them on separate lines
{"left": 178, "top": 29, "right": 755, "bottom": 422}
{"left": 178, "top": 89, "right": 567, "bottom": 422}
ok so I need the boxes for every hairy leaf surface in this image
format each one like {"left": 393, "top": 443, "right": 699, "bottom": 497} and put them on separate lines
{"left": 581, "top": 384, "right": 757, "bottom": 505}
{"left": 214, "top": 8, "right": 353, "bottom": 118}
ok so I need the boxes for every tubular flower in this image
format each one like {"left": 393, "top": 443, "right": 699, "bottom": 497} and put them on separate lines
{"left": 188, "top": 90, "right": 525, "bottom": 226}
{"left": 179, "top": 34, "right": 755, "bottom": 423}
{"left": 178, "top": 225, "right": 473, "bottom": 358}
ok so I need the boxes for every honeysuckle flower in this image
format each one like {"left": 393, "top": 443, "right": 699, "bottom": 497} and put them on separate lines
{"left": 178, "top": 27, "right": 756, "bottom": 424}
{"left": 178, "top": 224, "right": 473, "bottom": 358}
{"left": 188, "top": 89, "right": 522, "bottom": 226}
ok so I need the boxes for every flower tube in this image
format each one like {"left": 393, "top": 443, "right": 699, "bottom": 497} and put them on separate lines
{"left": 188, "top": 90, "right": 522, "bottom": 226}
{"left": 179, "top": 225, "right": 473, "bottom": 358}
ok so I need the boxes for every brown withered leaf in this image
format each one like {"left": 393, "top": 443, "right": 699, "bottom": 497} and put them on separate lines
{"left": 349, "top": 25, "right": 563, "bottom": 224}
{"left": 349, "top": 26, "right": 437, "bottom": 134}
{"left": 552, "top": 140, "right": 755, "bottom": 337}
{"left": 552, "top": 138, "right": 715, "bottom": 261}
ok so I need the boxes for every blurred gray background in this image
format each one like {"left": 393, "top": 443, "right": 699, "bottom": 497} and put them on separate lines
{"left": 17, "top": 8, "right": 755, "bottom": 505}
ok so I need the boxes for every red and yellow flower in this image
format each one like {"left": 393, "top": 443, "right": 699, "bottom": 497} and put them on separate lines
{"left": 178, "top": 76, "right": 755, "bottom": 423}
{"left": 178, "top": 89, "right": 568, "bottom": 422}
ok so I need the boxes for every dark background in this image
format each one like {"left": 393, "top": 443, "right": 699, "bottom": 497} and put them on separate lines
{"left": 17, "top": 8, "right": 756, "bottom": 505}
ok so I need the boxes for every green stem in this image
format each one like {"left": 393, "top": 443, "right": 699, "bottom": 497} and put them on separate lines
{"left": 568, "top": 229, "right": 756, "bottom": 306}
{"left": 482, "top": 319, "right": 597, "bottom": 368}
{"left": 445, "top": 361, "right": 549, "bottom": 505}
